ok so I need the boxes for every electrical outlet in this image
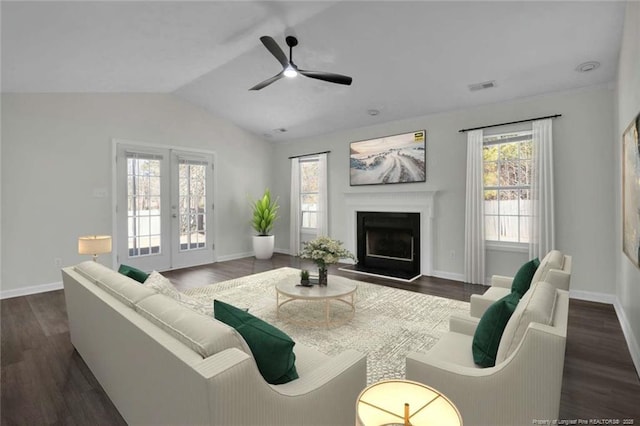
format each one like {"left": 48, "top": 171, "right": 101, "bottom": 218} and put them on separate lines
{"left": 54, "top": 258, "right": 62, "bottom": 268}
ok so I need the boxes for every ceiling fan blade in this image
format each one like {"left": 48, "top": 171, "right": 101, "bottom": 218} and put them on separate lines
{"left": 249, "top": 71, "right": 284, "bottom": 91}
{"left": 260, "top": 36, "right": 289, "bottom": 68}
{"left": 298, "top": 69, "right": 353, "bottom": 86}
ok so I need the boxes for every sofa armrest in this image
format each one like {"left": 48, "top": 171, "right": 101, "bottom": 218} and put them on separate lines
{"left": 491, "top": 275, "right": 513, "bottom": 288}
{"left": 449, "top": 313, "right": 480, "bottom": 336}
{"left": 469, "top": 294, "right": 495, "bottom": 318}
{"left": 273, "top": 349, "right": 366, "bottom": 396}
{"left": 196, "top": 348, "right": 367, "bottom": 426}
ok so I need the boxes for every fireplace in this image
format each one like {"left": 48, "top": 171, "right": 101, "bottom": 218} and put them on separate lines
{"left": 354, "top": 211, "right": 421, "bottom": 280}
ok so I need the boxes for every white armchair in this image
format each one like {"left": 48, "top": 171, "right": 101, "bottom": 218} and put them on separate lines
{"left": 406, "top": 282, "right": 569, "bottom": 426}
{"left": 470, "top": 250, "right": 572, "bottom": 318}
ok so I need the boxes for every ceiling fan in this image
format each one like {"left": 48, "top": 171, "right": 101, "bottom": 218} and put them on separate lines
{"left": 249, "top": 35, "right": 353, "bottom": 91}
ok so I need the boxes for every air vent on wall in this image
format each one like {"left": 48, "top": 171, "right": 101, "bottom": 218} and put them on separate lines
{"left": 468, "top": 80, "right": 497, "bottom": 92}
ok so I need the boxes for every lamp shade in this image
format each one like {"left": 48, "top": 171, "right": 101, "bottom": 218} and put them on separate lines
{"left": 356, "top": 380, "right": 462, "bottom": 426}
{"left": 78, "top": 235, "right": 112, "bottom": 256}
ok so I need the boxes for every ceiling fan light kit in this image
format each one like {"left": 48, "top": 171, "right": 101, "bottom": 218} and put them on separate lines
{"left": 250, "top": 35, "right": 352, "bottom": 90}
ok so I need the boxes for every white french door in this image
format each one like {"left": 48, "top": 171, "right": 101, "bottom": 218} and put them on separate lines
{"left": 115, "top": 143, "right": 214, "bottom": 272}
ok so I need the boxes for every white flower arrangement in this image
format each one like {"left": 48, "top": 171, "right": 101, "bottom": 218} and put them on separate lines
{"left": 300, "top": 236, "right": 356, "bottom": 268}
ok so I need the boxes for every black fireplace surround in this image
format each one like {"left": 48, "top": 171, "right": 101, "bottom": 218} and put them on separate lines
{"left": 355, "top": 211, "right": 421, "bottom": 280}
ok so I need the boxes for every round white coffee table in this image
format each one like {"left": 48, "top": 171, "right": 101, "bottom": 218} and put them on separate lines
{"left": 275, "top": 274, "right": 357, "bottom": 328}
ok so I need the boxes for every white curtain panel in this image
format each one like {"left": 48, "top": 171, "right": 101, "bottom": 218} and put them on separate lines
{"left": 465, "top": 129, "right": 486, "bottom": 285}
{"left": 289, "top": 158, "right": 301, "bottom": 256}
{"left": 530, "top": 119, "right": 555, "bottom": 259}
{"left": 317, "top": 153, "right": 329, "bottom": 237}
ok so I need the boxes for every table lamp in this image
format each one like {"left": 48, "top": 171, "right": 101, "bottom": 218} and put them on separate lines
{"left": 78, "top": 235, "right": 112, "bottom": 262}
{"left": 356, "top": 379, "right": 462, "bottom": 426}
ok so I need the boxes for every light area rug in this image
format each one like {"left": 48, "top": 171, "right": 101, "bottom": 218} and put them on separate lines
{"left": 183, "top": 267, "right": 469, "bottom": 384}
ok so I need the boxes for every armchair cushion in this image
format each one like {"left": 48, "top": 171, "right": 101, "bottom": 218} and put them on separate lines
{"left": 531, "top": 250, "right": 565, "bottom": 285}
{"left": 496, "top": 281, "right": 557, "bottom": 363}
{"left": 214, "top": 299, "right": 299, "bottom": 385}
{"left": 511, "top": 258, "right": 540, "bottom": 296}
{"left": 472, "top": 292, "right": 520, "bottom": 367}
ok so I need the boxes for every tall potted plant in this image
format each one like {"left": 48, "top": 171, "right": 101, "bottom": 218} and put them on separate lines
{"left": 251, "top": 188, "right": 279, "bottom": 259}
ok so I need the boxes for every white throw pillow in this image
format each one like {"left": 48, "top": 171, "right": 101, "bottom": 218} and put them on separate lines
{"left": 144, "top": 271, "right": 212, "bottom": 316}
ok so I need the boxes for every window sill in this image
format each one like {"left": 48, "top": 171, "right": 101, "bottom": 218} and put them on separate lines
{"left": 301, "top": 228, "right": 317, "bottom": 235}
{"left": 486, "top": 241, "right": 529, "bottom": 253}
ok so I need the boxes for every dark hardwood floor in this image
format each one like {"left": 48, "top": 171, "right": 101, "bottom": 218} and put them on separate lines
{"left": 2, "top": 253, "right": 639, "bottom": 425}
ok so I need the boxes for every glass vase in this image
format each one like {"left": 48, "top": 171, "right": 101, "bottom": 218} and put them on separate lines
{"left": 318, "top": 267, "right": 328, "bottom": 286}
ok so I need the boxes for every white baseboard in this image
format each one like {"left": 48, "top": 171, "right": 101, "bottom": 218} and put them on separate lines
{"left": 217, "top": 249, "right": 292, "bottom": 262}
{"left": 431, "top": 270, "right": 465, "bottom": 282}
{"left": 613, "top": 297, "right": 640, "bottom": 378}
{"left": 1, "top": 281, "right": 63, "bottom": 300}
{"left": 569, "top": 289, "right": 616, "bottom": 304}
{"left": 216, "top": 252, "right": 253, "bottom": 262}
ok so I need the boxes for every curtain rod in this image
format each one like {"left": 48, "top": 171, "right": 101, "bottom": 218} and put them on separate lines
{"left": 458, "top": 114, "right": 562, "bottom": 133}
{"left": 288, "top": 150, "right": 331, "bottom": 159}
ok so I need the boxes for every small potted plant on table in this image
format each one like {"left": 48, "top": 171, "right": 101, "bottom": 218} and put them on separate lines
{"left": 300, "top": 269, "right": 311, "bottom": 286}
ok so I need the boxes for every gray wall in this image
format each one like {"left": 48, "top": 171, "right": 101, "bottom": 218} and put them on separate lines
{"left": 615, "top": 1, "right": 640, "bottom": 372}
{"left": 273, "top": 85, "right": 616, "bottom": 296}
{"left": 1, "top": 94, "right": 272, "bottom": 294}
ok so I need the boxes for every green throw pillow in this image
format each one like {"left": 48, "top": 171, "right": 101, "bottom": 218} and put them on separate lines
{"left": 214, "top": 299, "right": 299, "bottom": 385}
{"left": 117, "top": 264, "right": 149, "bottom": 283}
{"left": 511, "top": 258, "right": 540, "bottom": 297}
{"left": 472, "top": 292, "right": 520, "bottom": 367}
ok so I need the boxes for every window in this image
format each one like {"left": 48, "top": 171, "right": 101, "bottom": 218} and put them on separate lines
{"left": 483, "top": 131, "right": 532, "bottom": 244}
{"left": 300, "top": 158, "right": 319, "bottom": 229}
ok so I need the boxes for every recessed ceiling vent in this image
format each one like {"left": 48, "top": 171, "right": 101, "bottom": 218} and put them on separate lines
{"left": 575, "top": 61, "right": 600, "bottom": 73}
{"left": 468, "top": 80, "right": 497, "bottom": 92}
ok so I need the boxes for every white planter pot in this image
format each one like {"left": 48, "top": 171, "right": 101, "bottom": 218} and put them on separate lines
{"left": 253, "top": 235, "right": 275, "bottom": 260}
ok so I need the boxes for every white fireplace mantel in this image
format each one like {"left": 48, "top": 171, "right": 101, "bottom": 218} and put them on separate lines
{"left": 343, "top": 190, "right": 437, "bottom": 276}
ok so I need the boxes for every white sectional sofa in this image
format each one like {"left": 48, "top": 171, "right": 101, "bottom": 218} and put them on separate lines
{"left": 406, "top": 281, "right": 569, "bottom": 426}
{"left": 470, "top": 250, "right": 572, "bottom": 318}
{"left": 62, "top": 261, "right": 367, "bottom": 426}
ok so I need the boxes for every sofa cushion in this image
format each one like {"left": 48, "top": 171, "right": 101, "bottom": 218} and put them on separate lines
{"left": 75, "top": 262, "right": 156, "bottom": 308}
{"left": 472, "top": 292, "right": 520, "bottom": 367}
{"left": 214, "top": 299, "right": 299, "bottom": 385}
{"left": 496, "top": 281, "right": 557, "bottom": 363}
{"left": 118, "top": 264, "right": 149, "bottom": 283}
{"left": 136, "top": 294, "right": 246, "bottom": 358}
{"left": 144, "top": 271, "right": 212, "bottom": 316}
{"left": 530, "top": 250, "right": 564, "bottom": 285}
{"left": 428, "top": 332, "right": 477, "bottom": 369}
{"left": 511, "top": 258, "right": 540, "bottom": 296}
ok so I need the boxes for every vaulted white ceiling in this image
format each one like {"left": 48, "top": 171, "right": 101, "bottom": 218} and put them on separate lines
{"left": 1, "top": 1, "right": 626, "bottom": 141}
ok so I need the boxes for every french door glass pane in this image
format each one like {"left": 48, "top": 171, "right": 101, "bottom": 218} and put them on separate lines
{"left": 127, "top": 157, "right": 162, "bottom": 257}
{"left": 179, "top": 161, "right": 207, "bottom": 251}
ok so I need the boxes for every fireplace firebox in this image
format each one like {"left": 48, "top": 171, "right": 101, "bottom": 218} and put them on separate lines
{"left": 353, "top": 211, "right": 421, "bottom": 281}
